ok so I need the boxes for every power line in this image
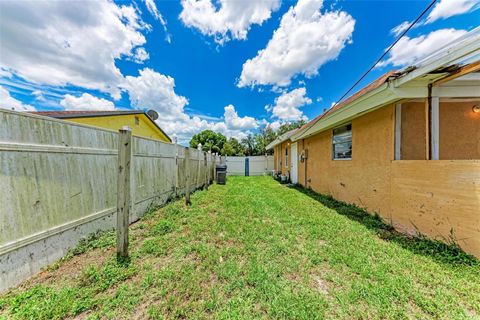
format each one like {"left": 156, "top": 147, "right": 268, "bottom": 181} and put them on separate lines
{"left": 300, "top": 0, "right": 439, "bottom": 139}
{"left": 331, "top": 0, "right": 438, "bottom": 108}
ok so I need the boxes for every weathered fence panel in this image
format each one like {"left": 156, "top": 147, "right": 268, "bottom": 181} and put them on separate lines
{"left": 0, "top": 109, "right": 214, "bottom": 291}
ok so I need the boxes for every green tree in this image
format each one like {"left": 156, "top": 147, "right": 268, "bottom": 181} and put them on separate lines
{"left": 189, "top": 130, "right": 226, "bottom": 154}
{"left": 222, "top": 137, "right": 244, "bottom": 156}
{"left": 221, "top": 142, "right": 235, "bottom": 156}
{"left": 277, "top": 120, "right": 306, "bottom": 136}
{"left": 241, "top": 134, "right": 257, "bottom": 156}
{"left": 255, "top": 126, "right": 276, "bottom": 155}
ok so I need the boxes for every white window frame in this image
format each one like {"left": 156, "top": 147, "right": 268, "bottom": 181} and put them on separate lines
{"left": 332, "top": 123, "right": 352, "bottom": 160}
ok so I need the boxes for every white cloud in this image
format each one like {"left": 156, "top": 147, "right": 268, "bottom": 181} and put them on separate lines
{"left": 426, "top": 0, "right": 479, "bottom": 24}
{"left": 224, "top": 104, "right": 258, "bottom": 130}
{"left": 143, "top": 0, "right": 171, "bottom": 42}
{"left": 391, "top": 20, "right": 411, "bottom": 37}
{"left": 267, "top": 120, "right": 282, "bottom": 131}
{"left": 125, "top": 68, "right": 189, "bottom": 120}
{"left": 0, "top": 68, "right": 12, "bottom": 78}
{"left": 124, "top": 68, "right": 257, "bottom": 143}
{"left": 158, "top": 106, "right": 255, "bottom": 144}
{"left": 179, "top": 0, "right": 281, "bottom": 44}
{"left": 379, "top": 28, "right": 468, "bottom": 67}
{"left": 391, "top": 0, "right": 478, "bottom": 37}
{"left": 266, "top": 87, "right": 311, "bottom": 121}
{"left": 60, "top": 93, "right": 116, "bottom": 111}
{"left": 238, "top": 0, "right": 355, "bottom": 87}
{"left": 0, "top": 86, "right": 36, "bottom": 111}
{"left": 133, "top": 47, "right": 150, "bottom": 63}
{"left": 31, "top": 90, "right": 47, "bottom": 102}
{"left": 0, "top": 0, "right": 148, "bottom": 99}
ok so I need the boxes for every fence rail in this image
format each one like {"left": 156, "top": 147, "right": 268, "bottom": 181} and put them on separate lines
{"left": 0, "top": 109, "right": 216, "bottom": 291}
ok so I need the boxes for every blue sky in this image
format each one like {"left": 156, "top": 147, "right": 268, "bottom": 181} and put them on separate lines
{"left": 1, "top": 0, "right": 479, "bottom": 143}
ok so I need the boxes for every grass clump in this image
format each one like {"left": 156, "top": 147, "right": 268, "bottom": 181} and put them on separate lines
{"left": 149, "top": 220, "right": 175, "bottom": 237}
{"left": 1, "top": 177, "right": 478, "bottom": 319}
{"left": 295, "top": 186, "right": 479, "bottom": 266}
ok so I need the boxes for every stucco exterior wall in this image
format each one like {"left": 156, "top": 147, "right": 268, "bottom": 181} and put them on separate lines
{"left": 297, "top": 104, "right": 480, "bottom": 257}
{"left": 297, "top": 139, "right": 306, "bottom": 186}
{"left": 279, "top": 141, "right": 291, "bottom": 177}
{"left": 273, "top": 145, "right": 280, "bottom": 173}
{"left": 299, "top": 105, "right": 394, "bottom": 217}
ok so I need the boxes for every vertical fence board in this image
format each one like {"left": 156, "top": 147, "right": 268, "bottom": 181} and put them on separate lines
{"left": 184, "top": 147, "right": 191, "bottom": 205}
{"left": 116, "top": 127, "right": 132, "bottom": 258}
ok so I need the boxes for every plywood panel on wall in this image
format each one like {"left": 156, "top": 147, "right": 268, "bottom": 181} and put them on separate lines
{"left": 439, "top": 100, "right": 480, "bottom": 160}
{"left": 390, "top": 160, "right": 480, "bottom": 257}
{"left": 401, "top": 102, "right": 427, "bottom": 160}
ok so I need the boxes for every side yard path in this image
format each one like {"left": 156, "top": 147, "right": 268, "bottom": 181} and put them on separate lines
{"left": 1, "top": 176, "right": 479, "bottom": 319}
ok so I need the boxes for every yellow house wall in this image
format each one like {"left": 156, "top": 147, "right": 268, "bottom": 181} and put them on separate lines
{"left": 65, "top": 114, "right": 170, "bottom": 142}
{"left": 297, "top": 139, "right": 306, "bottom": 186}
{"left": 299, "top": 105, "right": 393, "bottom": 216}
{"left": 279, "top": 140, "right": 291, "bottom": 177}
{"left": 297, "top": 104, "right": 480, "bottom": 257}
{"left": 273, "top": 146, "right": 279, "bottom": 173}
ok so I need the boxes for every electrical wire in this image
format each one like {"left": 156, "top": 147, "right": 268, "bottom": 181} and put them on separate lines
{"left": 300, "top": 0, "right": 438, "bottom": 138}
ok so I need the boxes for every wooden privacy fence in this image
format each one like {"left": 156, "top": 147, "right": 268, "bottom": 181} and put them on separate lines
{"left": 0, "top": 109, "right": 217, "bottom": 291}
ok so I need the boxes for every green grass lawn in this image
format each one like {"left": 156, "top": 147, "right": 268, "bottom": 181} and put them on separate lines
{"left": 1, "top": 176, "right": 479, "bottom": 319}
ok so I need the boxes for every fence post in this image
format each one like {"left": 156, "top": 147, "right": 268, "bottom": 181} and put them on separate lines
{"left": 204, "top": 152, "right": 208, "bottom": 190}
{"left": 117, "top": 126, "right": 132, "bottom": 258}
{"left": 196, "top": 148, "right": 201, "bottom": 189}
{"left": 185, "top": 147, "right": 191, "bottom": 205}
{"left": 174, "top": 137, "right": 178, "bottom": 197}
{"left": 208, "top": 151, "right": 212, "bottom": 184}
{"left": 213, "top": 153, "right": 217, "bottom": 182}
{"left": 265, "top": 154, "right": 268, "bottom": 175}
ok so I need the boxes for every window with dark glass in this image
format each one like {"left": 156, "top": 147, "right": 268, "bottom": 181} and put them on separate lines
{"left": 332, "top": 124, "right": 352, "bottom": 159}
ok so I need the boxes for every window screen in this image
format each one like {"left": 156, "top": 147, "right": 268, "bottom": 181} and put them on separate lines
{"left": 332, "top": 124, "right": 352, "bottom": 159}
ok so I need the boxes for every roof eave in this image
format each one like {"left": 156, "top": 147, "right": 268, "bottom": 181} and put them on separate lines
{"left": 394, "top": 26, "right": 480, "bottom": 87}
{"left": 292, "top": 27, "right": 480, "bottom": 141}
{"left": 292, "top": 82, "right": 393, "bottom": 140}
{"left": 266, "top": 136, "right": 288, "bottom": 150}
{"left": 41, "top": 110, "right": 145, "bottom": 119}
{"left": 266, "top": 129, "right": 297, "bottom": 150}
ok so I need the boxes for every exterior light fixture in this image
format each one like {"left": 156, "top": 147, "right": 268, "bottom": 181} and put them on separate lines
{"left": 473, "top": 105, "right": 480, "bottom": 113}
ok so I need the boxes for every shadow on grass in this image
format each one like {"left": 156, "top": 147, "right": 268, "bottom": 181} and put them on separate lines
{"left": 292, "top": 184, "right": 479, "bottom": 267}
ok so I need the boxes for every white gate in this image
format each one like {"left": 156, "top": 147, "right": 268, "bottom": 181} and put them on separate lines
{"left": 225, "top": 156, "right": 274, "bottom": 176}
